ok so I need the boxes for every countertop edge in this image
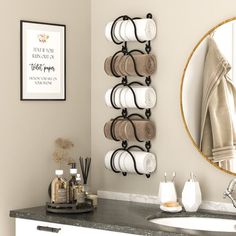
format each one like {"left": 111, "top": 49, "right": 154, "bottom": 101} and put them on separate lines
{"left": 9, "top": 209, "right": 158, "bottom": 236}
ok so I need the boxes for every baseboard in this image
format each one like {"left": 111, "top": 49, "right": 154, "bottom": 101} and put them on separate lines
{"left": 98, "top": 190, "right": 236, "bottom": 213}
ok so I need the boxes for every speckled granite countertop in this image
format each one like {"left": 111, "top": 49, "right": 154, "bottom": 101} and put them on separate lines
{"left": 10, "top": 198, "right": 236, "bottom": 236}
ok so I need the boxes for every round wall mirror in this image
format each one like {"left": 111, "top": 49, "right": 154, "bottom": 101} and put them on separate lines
{"left": 181, "top": 17, "right": 236, "bottom": 175}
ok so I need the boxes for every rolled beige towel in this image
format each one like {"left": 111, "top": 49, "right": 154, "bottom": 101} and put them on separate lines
{"left": 114, "top": 55, "right": 125, "bottom": 76}
{"left": 125, "top": 54, "right": 157, "bottom": 76}
{"left": 118, "top": 55, "right": 129, "bottom": 76}
{"left": 124, "top": 119, "right": 156, "bottom": 141}
{"left": 104, "top": 54, "right": 157, "bottom": 77}
{"left": 104, "top": 54, "right": 121, "bottom": 76}
{"left": 104, "top": 119, "right": 124, "bottom": 140}
{"left": 104, "top": 119, "right": 156, "bottom": 141}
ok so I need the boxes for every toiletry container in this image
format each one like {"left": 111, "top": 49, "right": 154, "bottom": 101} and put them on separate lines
{"left": 51, "top": 170, "right": 68, "bottom": 204}
{"left": 182, "top": 173, "right": 202, "bottom": 212}
{"left": 68, "top": 163, "right": 77, "bottom": 203}
{"left": 74, "top": 174, "right": 85, "bottom": 204}
{"left": 158, "top": 181, "right": 177, "bottom": 204}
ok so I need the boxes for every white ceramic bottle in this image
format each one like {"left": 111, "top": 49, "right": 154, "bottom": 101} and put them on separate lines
{"left": 182, "top": 173, "right": 202, "bottom": 212}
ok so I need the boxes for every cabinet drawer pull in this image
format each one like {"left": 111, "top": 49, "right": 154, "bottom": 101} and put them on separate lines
{"left": 37, "top": 225, "right": 61, "bottom": 233}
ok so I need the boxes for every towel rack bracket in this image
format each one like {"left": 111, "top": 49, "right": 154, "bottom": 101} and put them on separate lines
{"left": 122, "top": 77, "right": 128, "bottom": 85}
{"left": 146, "top": 13, "right": 152, "bottom": 19}
{"left": 145, "top": 141, "right": 151, "bottom": 152}
{"left": 145, "top": 109, "right": 151, "bottom": 119}
{"left": 145, "top": 76, "right": 151, "bottom": 86}
{"left": 122, "top": 140, "right": 128, "bottom": 149}
{"left": 122, "top": 108, "right": 128, "bottom": 118}
{"left": 145, "top": 41, "right": 151, "bottom": 54}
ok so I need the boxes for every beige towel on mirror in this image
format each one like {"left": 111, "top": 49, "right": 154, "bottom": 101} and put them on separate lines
{"left": 200, "top": 37, "right": 236, "bottom": 163}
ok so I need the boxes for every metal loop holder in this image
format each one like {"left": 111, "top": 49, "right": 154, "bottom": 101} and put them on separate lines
{"left": 109, "top": 145, "right": 151, "bottom": 178}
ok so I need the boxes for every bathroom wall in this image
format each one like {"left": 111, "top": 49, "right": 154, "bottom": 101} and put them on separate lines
{"left": 91, "top": 0, "right": 236, "bottom": 203}
{"left": 0, "top": 0, "right": 91, "bottom": 235}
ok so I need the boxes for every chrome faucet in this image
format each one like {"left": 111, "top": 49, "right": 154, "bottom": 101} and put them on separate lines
{"left": 223, "top": 178, "right": 236, "bottom": 208}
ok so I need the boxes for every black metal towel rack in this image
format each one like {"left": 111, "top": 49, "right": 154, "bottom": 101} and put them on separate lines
{"left": 106, "top": 13, "right": 156, "bottom": 178}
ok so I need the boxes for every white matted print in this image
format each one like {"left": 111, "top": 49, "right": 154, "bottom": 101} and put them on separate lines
{"left": 20, "top": 21, "right": 66, "bottom": 100}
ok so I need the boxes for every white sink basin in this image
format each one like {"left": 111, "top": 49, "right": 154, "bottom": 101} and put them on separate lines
{"left": 149, "top": 217, "right": 236, "bottom": 232}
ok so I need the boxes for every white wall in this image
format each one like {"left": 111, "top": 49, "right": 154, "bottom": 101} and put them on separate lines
{"left": 91, "top": 0, "right": 236, "bottom": 204}
{"left": 0, "top": 1, "right": 91, "bottom": 236}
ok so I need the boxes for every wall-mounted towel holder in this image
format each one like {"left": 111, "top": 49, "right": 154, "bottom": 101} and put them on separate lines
{"left": 105, "top": 13, "right": 156, "bottom": 178}
{"left": 109, "top": 145, "right": 151, "bottom": 178}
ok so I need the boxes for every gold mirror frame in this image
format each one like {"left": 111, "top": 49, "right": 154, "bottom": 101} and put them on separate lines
{"left": 180, "top": 17, "right": 236, "bottom": 176}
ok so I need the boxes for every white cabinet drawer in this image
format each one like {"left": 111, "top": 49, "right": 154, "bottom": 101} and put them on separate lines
{"left": 16, "top": 218, "right": 140, "bottom": 236}
{"left": 16, "top": 219, "right": 64, "bottom": 236}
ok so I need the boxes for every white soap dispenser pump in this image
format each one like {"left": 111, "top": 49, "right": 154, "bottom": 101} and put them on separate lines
{"left": 182, "top": 172, "right": 202, "bottom": 212}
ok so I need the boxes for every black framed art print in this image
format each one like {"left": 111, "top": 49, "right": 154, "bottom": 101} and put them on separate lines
{"left": 20, "top": 21, "right": 66, "bottom": 100}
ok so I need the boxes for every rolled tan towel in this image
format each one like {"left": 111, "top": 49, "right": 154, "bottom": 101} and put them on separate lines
{"left": 117, "top": 119, "right": 128, "bottom": 140}
{"left": 125, "top": 54, "right": 157, "bottom": 76}
{"left": 117, "top": 52, "right": 142, "bottom": 76}
{"left": 104, "top": 119, "right": 156, "bottom": 141}
{"left": 125, "top": 119, "right": 156, "bottom": 141}
{"left": 104, "top": 53, "right": 157, "bottom": 77}
{"left": 118, "top": 55, "right": 129, "bottom": 76}
{"left": 104, "top": 54, "right": 121, "bottom": 76}
{"left": 104, "top": 119, "right": 124, "bottom": 140}
{"left": 114, "top": 55, "right": 125, "bottom": 76}
{"left": 104, "top": 57, "right": 112, "bottom": 76}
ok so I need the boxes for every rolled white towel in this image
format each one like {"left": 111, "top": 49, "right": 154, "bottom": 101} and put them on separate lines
{"left": 105, "top": 88, "right": 113, "bottom": 107}
{"left": 125, "top": 86, "right": 156, "bottom": 108}
{"left": 104, "top": 150, "right": 156, "bottom": 174}
{"left": 124, "top": 151, "right": 156, "bottom": 174}
{"left": 105, "top": 21, "right": 127, "bottom": 42}
{"left": 105, "top": 86, "right": 156, "bottom": 109}
{"left": 105, "top": 150, "right": 125, "bottom": 171}
{"left": 114, "top": 87, "right": 123, "bottom": 108}
{"left": 125, "top": 19, "right": 156, "bottom": 41}
{"left": 105, "top": 18, "right": 156, "bottom": 42}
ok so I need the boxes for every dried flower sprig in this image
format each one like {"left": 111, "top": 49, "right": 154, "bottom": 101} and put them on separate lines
{"left": 55, "top": 138, "right": 74, "bottom": 149}
{"left": 52, "top": 138, "right": 75, "bottom": 168}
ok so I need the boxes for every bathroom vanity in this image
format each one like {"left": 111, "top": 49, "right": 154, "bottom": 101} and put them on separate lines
{"left": 10, "top": 198, "right": 236, "bottom": 236}
{"left": 15, "top": 218, "right": 136, "bottom": 236}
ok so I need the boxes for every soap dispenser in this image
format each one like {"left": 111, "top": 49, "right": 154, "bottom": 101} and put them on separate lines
{"left": 182, "top": 173, "right": 202, "bottom": 212}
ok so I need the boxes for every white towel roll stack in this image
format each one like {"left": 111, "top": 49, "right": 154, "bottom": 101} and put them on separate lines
{"left": 104, "top": 150, "right": 156, "bottom": 174}
{"left": 105, "top": 18, "right": 156, "bottom": 42}
{"left": 105, "top": 86, "right": 156, "bottom": 109}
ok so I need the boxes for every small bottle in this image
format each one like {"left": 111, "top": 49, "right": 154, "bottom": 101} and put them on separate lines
{"left": 74, "top": 174, "right": 85, "bottom": 204}
{"left": 182, "top": 173, "right": 202, "bottom": 212}
{"left": 68, "top": 163, "right": 77, "bottom": 203}
{"left": 51, "top": 170, "right": 68, "bottom": 204}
